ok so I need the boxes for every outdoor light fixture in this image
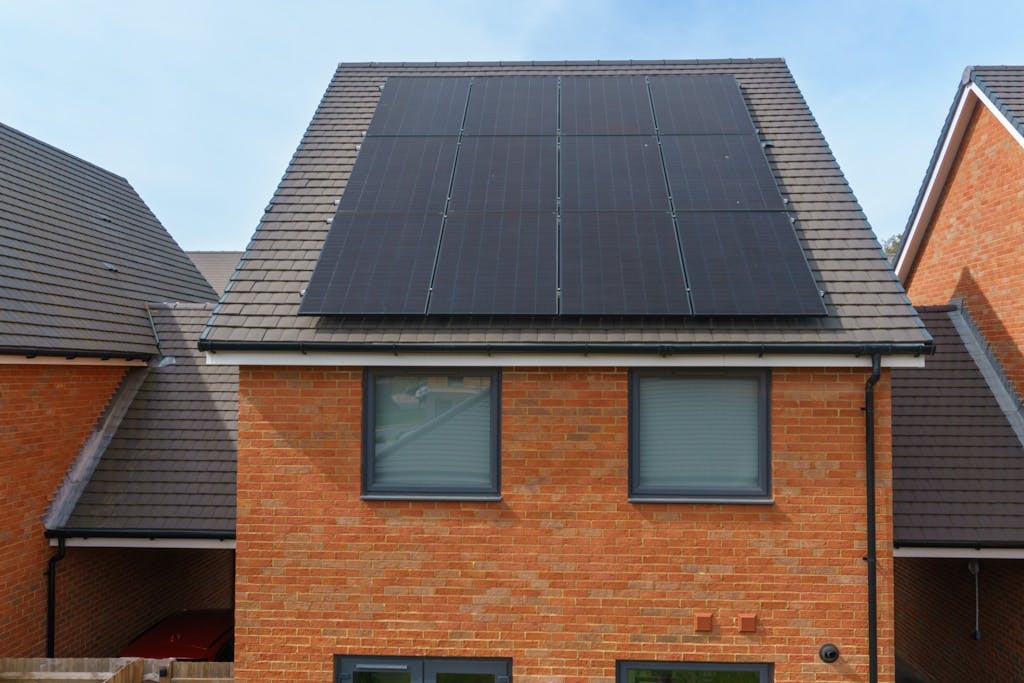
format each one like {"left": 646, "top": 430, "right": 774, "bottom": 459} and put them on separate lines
{"left": 819, "top": 643, "right": 840, "bottom": 663}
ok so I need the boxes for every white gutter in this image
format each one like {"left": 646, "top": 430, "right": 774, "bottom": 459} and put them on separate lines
{"left": 895, "top": 546, "right": 1024, "bottom": 559}
{"left": 50, "top": 537, "right": 236, "bottom": 550}
{"left": 205, "top": 350, "right": 925, "bottom": 368}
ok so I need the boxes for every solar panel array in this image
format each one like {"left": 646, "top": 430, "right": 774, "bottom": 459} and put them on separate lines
{"left": 300, "top": 75, "right": 826, "bottom": 317}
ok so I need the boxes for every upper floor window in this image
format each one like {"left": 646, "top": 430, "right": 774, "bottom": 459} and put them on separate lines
{"left": 363, "top": 369, "right": 500, "bottom": 500}
{"left": 629, "top": 369, "right": 770, "bottom": 502}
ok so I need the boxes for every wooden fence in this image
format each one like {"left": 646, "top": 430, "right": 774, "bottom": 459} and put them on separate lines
{"left": 0, "top": 660, "right": 231, "bottom": 683}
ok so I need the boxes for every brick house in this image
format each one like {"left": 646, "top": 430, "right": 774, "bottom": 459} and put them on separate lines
{"left": 892, "top": 66, "right": 1024, "bottom": 681}
{"left": 200, "top": 60, "right": 931, "bottom": 683}
{"left": 0, "top": 123, "right": 236, "bottom": 657}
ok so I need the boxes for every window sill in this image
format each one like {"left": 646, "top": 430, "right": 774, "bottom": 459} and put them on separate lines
{"left": 361, "top": 493, "right": 503, "bottom": 502}
{"left": 628, "top": 496, "right": 775, "bottom": 505}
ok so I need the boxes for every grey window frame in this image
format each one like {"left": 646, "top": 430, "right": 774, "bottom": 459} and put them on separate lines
{"left": 628, "top": 368, "right": 771, "bottom": 503}
{"left": 335, "top": 655, "right": 511, "bottom": 682}
{"left": 617, "top": 660, "right": 773, "bottom": 682}
{"left": 362, "top": 367, "right": 501, "bottom": 500}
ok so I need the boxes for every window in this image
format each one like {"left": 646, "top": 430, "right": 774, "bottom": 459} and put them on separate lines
{"left": 363, "top": 369, "right": 500, "bottom": 499}
{"left": 618, "top": 661, "right": 772, "bottom": 682}
{"left": 335, "top": 656, "right": 511, "bottom": 683}
{"left": 629, "top": 370, "right": 770, "bottom": 502}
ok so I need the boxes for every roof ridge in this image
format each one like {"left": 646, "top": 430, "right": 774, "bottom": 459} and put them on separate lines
{"left": 337, "top": 57, "right": 786, "bottom": 69}
{"left": 949, "top": 299, "right": 1024, "bottom": 447}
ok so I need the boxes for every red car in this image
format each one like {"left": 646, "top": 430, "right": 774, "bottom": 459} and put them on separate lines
{"left": 118, "top": 609, "right": 233, "bottom": 661}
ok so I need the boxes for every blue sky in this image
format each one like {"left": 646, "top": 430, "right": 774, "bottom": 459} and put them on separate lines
{"left": 2, "top": 1, "right": 1023, "bottom": 251}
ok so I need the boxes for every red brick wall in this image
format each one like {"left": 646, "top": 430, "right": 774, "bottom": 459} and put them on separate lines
{"left": 895, "top": 558, "right": 1024, "bottom": 680}
{"left": 0, "top": 364, "right": 125, "bottom": 656}
{"left": 905, "top": 103, "right": 1024, "bottom": 397}
{"left": 55, "top": 547, "right": 235, "bottom": 656}
{"left": 235, "top": 365, "right": 893, "bottom": 682}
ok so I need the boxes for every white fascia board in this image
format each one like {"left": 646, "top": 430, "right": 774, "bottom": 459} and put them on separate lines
{"left": 50, "top": 537, "right": 235, "bottom": 550}
{"left": 895, "top": 546, "right": 1024, "bottom": 559}
{"left": 896, "top": 83, "right": 1024, "bottom": 282}
{"left": 0, "top": 356, "right": 146, "bottom": 367}
{"left": 207, "top": 350, "right": 924, "bottom": 369}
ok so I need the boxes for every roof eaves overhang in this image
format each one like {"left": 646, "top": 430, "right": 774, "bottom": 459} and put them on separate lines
{"left": 894, "top": 542, "right": 1024, "bottom": 559}
{"left": 46, "top": 527, "right": 235, "bottom": 550}
{"left": 200, "top": 340, "right": 932, "bottom": 368}
{"left": 895, "top": 75, "right": 1024, "bottom": 283}
{"left": 0, "top": 347, "right": 151, "bottom": 365}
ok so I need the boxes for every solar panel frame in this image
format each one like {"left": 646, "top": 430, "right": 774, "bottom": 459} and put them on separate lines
{"left": 463, "top": 76, "right": 558, "bottom": 136}
{"left": 560, "top": 212, "right": 690, "bottom": 315}
{"left": 336, "top": 137, "right": 458, "bottom": 213}
{"left": 429, "top": 212, "right": 558, "bottom": 315}
{"left": 661, "top": 134, "right": 787, "bottom": 211}
{"left": 366, "top": 77, "right": 471, "bottom": 136}
{"left": 560, "top": 76, "right": 656, "bottom": 135}
{"left": 448, "top": 136, "right": 557, "bottom": 212}
{"left": 560, "top": 136, "right": 670, "bottom": 211}
{"left": 649, "top": 75, "right": 756, "bottom": 134}
{"left": 677, "top": 212, "right": 825, "bottom": 316}
{"left": 299, "top": 212, "right": 444, "bottom": 315}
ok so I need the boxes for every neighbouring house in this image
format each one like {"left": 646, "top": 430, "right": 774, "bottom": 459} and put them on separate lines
{"left": 0, "top": 122, "right": 236, "bottom": 658}
{"left": 188, "top": 252, "right": 244, "bottom": 296}
{"left": 892, "top": 66, "right": 1024, "bottom": 681}
{"left": 199, "top": 59, "right": 931, "bottom": 683}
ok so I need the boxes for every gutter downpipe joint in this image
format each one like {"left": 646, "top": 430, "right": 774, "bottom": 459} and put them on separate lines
{"left": 865, "top": 353, "right": 881, "bottom": 683}
{"left": 46, "top": 536, "right": 66, "bottom": 657}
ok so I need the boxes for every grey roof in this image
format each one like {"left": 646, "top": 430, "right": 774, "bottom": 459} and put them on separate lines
{"left": 53, "top": 303, "right": 237, "bottom": 536}
{"left": 201, "top": 60, "right": 928, "bottom": 352}
{"left": 187, "top": 251, "right": 243, "bottom": 296}
{"left": 898, "top": 66, "right": 1024, "bottom": 268}
{"left": 0, "top": 122, "right": 216, "bottom": 358}
{"left": 892, "top": 304, "right": 1024, "bottom": 547}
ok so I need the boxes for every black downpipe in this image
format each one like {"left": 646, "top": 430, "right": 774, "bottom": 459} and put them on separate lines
{"left": 46, "top": 537, "right": 66, "bottom": 657}
{"left": 865, "top": 353, "right": 881, "bottom": 683}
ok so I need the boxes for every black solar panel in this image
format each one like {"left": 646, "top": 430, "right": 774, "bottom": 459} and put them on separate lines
{"left": 561, "top": 136, "right": 669, "bottom": 211}
{"left": 337, "top": 137, "right": 457, "bottom": 213}
{"left": 662, "top": 134, "right": 786, "bottom": 211}
{"left": 367, "top": 77, "right": 471, "bottom": 136}
{"left": 449, "top": 137, "right": 557, "bottom": 212}
{"left": 299, "top": 213, "right": 444, "bottom": 315}
{"left": 560, "top": 212, "right": 690, "bottom": 315}
{"left": 429, "top": 213, "right": 557, "bottom": 314}
{"left": 650, "top": 75, "right": 755, "bottom": 134}
{"left": 561, "top": 76, "right": 655, "bottom": 135}
{"left": 463, "top": 77, "right": 558, "bottom": 135}
{"left": 678, "top": 212, "right": 825, "bottom": 316}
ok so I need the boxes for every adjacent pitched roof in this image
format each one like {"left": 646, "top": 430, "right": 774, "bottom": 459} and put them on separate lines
{"left": 47, "top": 303, "right": 237, "bottom": 538}
{"left": 188, "top": 251, "right": 243, "bottom": 296}
{"left": 892, "top": 304, "right": 1024, "bottom": 547}
{"left": 201, "top": 60, "right": 928, "bottom": 354}
{"left": 895, "top": 66, "right": 1024, "bottom": 281}
{"left": 0, "top": 122, "right": 217, "bottom": 358}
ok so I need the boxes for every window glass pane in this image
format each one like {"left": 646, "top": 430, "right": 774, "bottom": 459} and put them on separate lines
{"left": 435, "top": 675, "right": 495, "bottom": 683}
{"left": 354, "top": 674, "right": 412, "bottom": 683}
{"left": 627, "top": 670, "right": 760, "bottom": 683}
{"left": 637, "top": 375, "right": 761, "bottom": 491}
{"left": 372, "top": 373, "right": 493, "bottom": 489}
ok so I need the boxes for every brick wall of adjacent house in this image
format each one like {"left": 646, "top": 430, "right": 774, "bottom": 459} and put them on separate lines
{"left": 905, "top": 102, "right": 1024, "bottom": 397}
{"left": 0, "top": 364, "right": 125, "bottom": 656}
{"left": 895, "top": 557, "right": 1024, "bottom": 680}
{"left": 234, "top": 365, "right": 893, "bottom": 683}
{"left": 54, "top": 547, "right": 235, "bottom": 656}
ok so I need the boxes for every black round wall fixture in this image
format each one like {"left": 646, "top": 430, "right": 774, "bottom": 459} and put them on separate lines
{"left": 819, "top": 643, "right": 840, "bottom": 663}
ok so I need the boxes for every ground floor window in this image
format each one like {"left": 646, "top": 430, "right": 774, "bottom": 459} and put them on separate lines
{"left": 617, "top": 661, "right": 772, "bottom": 683}
{"left": 336, "top": 656, "right": 511, "bottom": 683}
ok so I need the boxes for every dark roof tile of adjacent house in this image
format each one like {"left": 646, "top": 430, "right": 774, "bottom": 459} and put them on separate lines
{"left": 48, "top": 303, "right": 237, "bottom": 537}
{"left": 0, "top": 122, "right": 217, "bottom": 358}
{"left": 200, "top": 59, "right": 929, "bottom": 352}
{"left": 892, "top": 304, "right": 1024, "bottom": 547}
{"left": 187, "top": 251, "right": 243, "bottom": 296}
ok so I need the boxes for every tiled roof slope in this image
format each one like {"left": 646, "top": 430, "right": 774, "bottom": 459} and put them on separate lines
{"left": 970, "top": 66, "right": 1024, "bottom": 139}
{"left": 57, "top": 303, "right": 237, "bottom": 536}
{"left": 188, "top": 251, "right": 243, "bottom": 296}
{"left": 202, "top": 60, "right": 928, "bottom": 351}
{"left": 0, "top": 123, "right": 217, "bottom": 358}
{"left": 892, "top": 305, "right": 1024, "bottom": 547}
